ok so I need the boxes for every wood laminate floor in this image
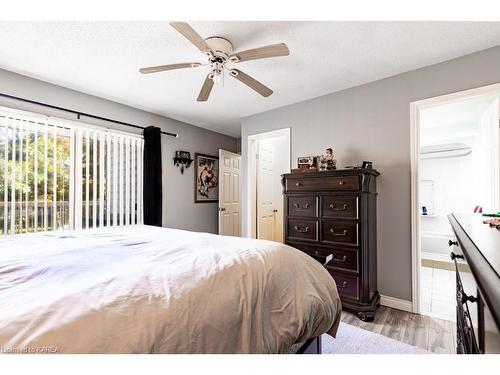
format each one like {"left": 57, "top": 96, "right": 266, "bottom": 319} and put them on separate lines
{"left": 341, "top": 306, "right": 456, "bottom": 354}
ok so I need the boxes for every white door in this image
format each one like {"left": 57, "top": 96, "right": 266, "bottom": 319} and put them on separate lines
{"left": 218, "top": 149, "right": 241, "bottom": 236}
{"left": 257, "top": 139, "right": 284, "bottom": 242}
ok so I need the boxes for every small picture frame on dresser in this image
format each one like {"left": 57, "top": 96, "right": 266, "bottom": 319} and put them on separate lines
{"left": 297, "top": 156, "right": 317, "bottom": 169}
{"left": 361, "top": 161, "right": 373, "bottom": 169}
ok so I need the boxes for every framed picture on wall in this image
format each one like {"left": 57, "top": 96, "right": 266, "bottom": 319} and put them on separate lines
{"left": 194, "top": 153, "right": 219, "bottom": 203}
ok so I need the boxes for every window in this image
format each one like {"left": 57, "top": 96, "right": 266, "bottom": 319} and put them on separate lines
{"left": 0, "top": 107, "right": 144, "bottom": 235}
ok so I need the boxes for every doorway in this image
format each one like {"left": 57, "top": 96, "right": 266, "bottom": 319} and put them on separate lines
{"left": 410, "top": 83, "right": 500, "bottom": 318}
{"left": 247, "top": 128, "right": 291, "bottom": 242}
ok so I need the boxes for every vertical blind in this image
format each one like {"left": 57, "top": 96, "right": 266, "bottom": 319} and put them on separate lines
{"left": 0, "top": 107, "right": 144, "bottom": 235}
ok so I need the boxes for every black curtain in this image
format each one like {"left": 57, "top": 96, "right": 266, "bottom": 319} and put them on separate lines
{"left": 143, "top": 126, "right": 162, "bottom": 226}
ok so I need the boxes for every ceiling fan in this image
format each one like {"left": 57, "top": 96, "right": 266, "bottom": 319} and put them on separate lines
{"left": 139, "top": 22, "right": 290, "bottom": 101}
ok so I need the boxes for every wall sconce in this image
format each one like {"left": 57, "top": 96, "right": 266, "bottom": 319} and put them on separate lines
{"left": 173, "top": 150, "right": 193, "bottom": 174}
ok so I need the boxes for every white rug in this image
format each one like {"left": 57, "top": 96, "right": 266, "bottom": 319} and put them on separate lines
{"left": 322, "top": 323, "right": 427, "bottom": 354}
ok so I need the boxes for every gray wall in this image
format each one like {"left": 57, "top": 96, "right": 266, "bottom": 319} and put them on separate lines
{"left": 0, "top": 68, "right": 237, "bottom": 234}
{"left": 241, "top": 45, "right": 500, "bottom": 301}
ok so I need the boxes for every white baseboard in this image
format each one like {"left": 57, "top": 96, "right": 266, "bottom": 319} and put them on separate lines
{"left": 379, "top": 294, "right": 413, "bottom": 313}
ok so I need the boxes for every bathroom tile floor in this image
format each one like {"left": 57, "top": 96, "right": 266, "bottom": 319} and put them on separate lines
{"left": 420, "top": 266, "right": 476, "bottom": 322}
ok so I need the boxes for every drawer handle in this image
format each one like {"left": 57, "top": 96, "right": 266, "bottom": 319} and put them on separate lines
{"left": 329, "top": 203, "right": 348, "bottom": 211}
{"left": 448, "top": 239, "right": 458, "bottom": 247}
{"left": 294, "top": 225, "right": 310, "bottom": 233}
{"left": 450, "top": 251, "right": 464, "bottom": 260}
{"left": 295, "top": 182, "right": 302, "bottom": 187}
{"left": 336, "top": 281, "right": 348, "bottom": 288}
{"left": 338, "top": 181, "right": 345, "bottom": 186}
{"left": 293, "top": 203, "right": 310, "bottom": 209}
{"left": 329, "top": 228, "right": 348, "bottom": 236}
{"left": 461, "top": 291, "right": 477, "bottom": 304}
{"left": 332, "top": 255, "right": 348, "bottom": 263}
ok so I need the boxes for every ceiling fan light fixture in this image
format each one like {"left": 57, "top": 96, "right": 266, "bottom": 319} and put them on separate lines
{"left": 212, "top": 72, "right": 221, "bottom": 84}
{"left": 210, "top": 61, "right": 224, "bottom": 84}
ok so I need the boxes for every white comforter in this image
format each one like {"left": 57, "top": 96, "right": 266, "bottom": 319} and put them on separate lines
{"left": 0, "top": 225, "right": 341, "bottom": 353}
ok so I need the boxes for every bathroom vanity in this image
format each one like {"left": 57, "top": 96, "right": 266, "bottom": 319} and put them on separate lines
{"left": 448, "top": 213, "right": 500, "bottom": 353}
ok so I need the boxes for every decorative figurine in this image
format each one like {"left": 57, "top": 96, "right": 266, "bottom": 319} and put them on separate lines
{"left": 318, "top": 148, "right": 336, "bottom": 171}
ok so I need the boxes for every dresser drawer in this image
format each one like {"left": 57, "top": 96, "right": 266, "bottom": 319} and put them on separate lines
{"left": 288, "top": 196, "right": 318, "bottom": 217}
{"left": 321, "top": 220, "right": 358, "bottom": 246}
{"left": 287, "top": 219, "right": 318, "bottom": 242}
{"left": 328, "top": 271, "right": 359, "bottom": 300}
{"left": 289, "top": 242, "right": 358, "bottom": 272}
{"left": 286, "top": 175, "right": 359, "bottom": 192}
{"left": 321, "top": 195, "right": 358, "bottom": 219}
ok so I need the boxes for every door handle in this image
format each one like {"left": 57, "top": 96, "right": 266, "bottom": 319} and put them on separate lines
{"left": 336, "top": 281, "right": 348, "bottom": 288}
{"left": 332, "top": 255, "right": 348, "bottom": 262}
{"left": 329, "top": 228, "right": 348, "bottom": 236}
{"left": 294, "top": 225, "right": 310, "bottom": 233}
{"left": 293, "top": 203, "right": 310, "bottom": 209}
{"left": 218, "top": 207, "right": 226, "bottom": 212}
{"left": 273, "top": 209, "right": 278, "bottom": 213}
{"left": 461, "top": 291, "right": 477, "bottom": 304}
{"left": 329, "top": 203, "right": 348, "bottom": 211}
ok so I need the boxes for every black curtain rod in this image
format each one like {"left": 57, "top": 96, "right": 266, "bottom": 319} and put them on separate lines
{"left": 0, "top": 92, "right": 178, "bottom": 138}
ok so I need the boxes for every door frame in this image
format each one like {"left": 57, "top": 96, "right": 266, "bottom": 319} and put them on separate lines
{"left": 410, "top": 82, "right": 500, "bottom": 314}
{"left": 247, "top": 128, "right": 291, "bottom": 239}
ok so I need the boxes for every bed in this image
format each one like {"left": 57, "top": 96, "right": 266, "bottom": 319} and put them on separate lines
{"left": 0, "top": 225, "right": 341, "bottom": 354}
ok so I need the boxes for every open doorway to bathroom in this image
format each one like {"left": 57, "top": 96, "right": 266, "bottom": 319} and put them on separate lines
{"left": 411, "top": 87, "right": 500, "bottom": 321}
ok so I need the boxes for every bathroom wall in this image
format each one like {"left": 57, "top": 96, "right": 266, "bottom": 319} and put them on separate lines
{"left": 420, "top": 95, "right": 500, "bottom": 258}
{"left": 420, "top": 136, "right": 477, "bottom": 257}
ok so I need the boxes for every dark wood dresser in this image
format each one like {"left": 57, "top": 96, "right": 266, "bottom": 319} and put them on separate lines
{"left": 282, "top": 169, "right": 380, "bottom": 321}
{"left": 448, "top": 213, "right": 500, "bottom": 353}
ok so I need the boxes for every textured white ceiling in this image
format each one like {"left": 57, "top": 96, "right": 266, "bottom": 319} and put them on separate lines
{"left": 1, "top": 21, "right": 500, "bottom": 137}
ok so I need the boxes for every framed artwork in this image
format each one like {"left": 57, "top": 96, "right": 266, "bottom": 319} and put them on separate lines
{"left": 194, "top": 153, "right": 219, "bottom": 203}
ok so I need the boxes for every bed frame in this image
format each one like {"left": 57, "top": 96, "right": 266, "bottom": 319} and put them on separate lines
{"left": 296, "top": 336, "right": 322, "bottom": 354}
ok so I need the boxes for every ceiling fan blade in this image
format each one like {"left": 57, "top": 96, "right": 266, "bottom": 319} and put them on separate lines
{"left": 229, "top": 43, "right": 289, "bottom": 63}
{"left": 139, "top": 62, "right": 201, "bottom": 74}
{"left": 170, "top": 22, "right": 212, "bottom": 55}
{"left": 197, "top": 74, "right": 215, "bottom": 102}
{"left": 230, "top": 69, "right": 273, "bottom": 97}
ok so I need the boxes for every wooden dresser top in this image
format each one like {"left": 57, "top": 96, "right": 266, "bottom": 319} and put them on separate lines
{"left": 282, "top": 168, "right": 380, "bottom": 178}
{"left": 451, "top": 213, "right": 500, "bottom": 277}
{"left": 449, "top": 213, "right": 500, "bottom": 329}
